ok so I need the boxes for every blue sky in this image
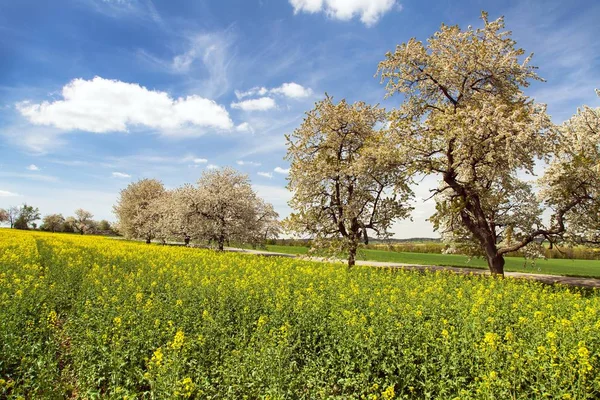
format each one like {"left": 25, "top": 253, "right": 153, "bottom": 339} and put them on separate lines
{"left": 0, "top": 0, "right": 598, "bottom": 237}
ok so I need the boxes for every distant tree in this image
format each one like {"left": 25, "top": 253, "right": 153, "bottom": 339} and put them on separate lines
{"left": 153, "top": 190, "right": 190, "bottom": 244}
{"left": 13, "top": 204, "right": 40, "bottom": 230}
{"left": 285, "top": 96, "right": 413, "bottom": 267}
{"left": 0, "top": 208, "right": 8, "bottom": 226}
{"left": 64, "top": 217, "right": 77, "bottom": 233}
{"left": 97, "top": 219, "right": 112, "bottom": 233}
{"left": 73, "top": 209, "right": 94, "bottom": 235}
{"left": 7, "top": 206, "right": 19, "bottom": 228}
{"left": 113, "top": 179, "right": 166, "bottom": 243}
{"left": 247, "top": 199, "right": 280, "bottom": 249}
{"left": 181, "top": 168, "right": 278, "bottom": 251}
{"left": 42, "top": 214, "right": 65, "bottom": 233}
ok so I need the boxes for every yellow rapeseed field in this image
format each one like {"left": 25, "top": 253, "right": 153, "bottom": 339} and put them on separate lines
{"left": 1, "top": 230, "right": 599, "bottom": 398}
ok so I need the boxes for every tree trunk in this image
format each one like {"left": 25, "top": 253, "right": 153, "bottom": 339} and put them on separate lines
{"left": 146, "top": 238, "right": 151, "bottom": 244}
{"left": 348, "top": 245, "right": 357, "bottom": 268}
{"left": 487, "top": 250, "right": 504, "bottom": 276}
{"left": 218, "top": 235, "right": 225, "bottom": 251}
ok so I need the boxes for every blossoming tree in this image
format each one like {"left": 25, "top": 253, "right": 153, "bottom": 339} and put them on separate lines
{"left": 377, "top": 12, "right": 598, "bottom": 275}
{"left": 180, "top": 168, "right": 279, "bottom": 250}
{"left": 113, "top": 179, "right": 166, "bottom": 243}
{"left": 285, "top": 95, "right": 413, "bottom": 267}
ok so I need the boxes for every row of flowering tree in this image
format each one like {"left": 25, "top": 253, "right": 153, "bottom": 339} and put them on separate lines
{"left": 113, "top": 168, "right": 279, "bottom": 250}
{"left": 284, "top": 12, "right": 599, "bottom": 274}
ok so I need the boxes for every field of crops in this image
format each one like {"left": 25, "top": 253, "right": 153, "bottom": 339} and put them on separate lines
{"left": 1, "top": 230, "right": 600, "bottom": 399}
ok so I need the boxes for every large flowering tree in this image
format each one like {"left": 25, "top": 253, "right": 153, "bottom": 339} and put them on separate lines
{"left": 540, "top": 91, "right": 600, "bottom": 247}
{"left": 377, "top": 12, "right": 597, "bottom": 275}
{"left": 285, "top": 96, "right": 413, "bottom": 267}
{"left": 180, "top": 168, "right": 279, "bottom": 250}
{"left": 113, "top": 179, "right": 166, "bottom": 243}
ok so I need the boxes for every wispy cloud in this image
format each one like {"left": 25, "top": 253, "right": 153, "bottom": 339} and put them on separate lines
{"left": 0, "top": 172, "right": 58, "bottom": 182}
{"left": 257, "top": 171, "right": 273, "bottom": 178}
{"left": 83, "top": 0, "right": 165, "bottom": 27}
{"left": 235, "top": 122, "right": 254, "bottom": 133}
{"left": 231, "top": 97, "right": 276, "bottom": 112}
{"left": 237, "top": 160, "right": 261, "bottom": 166}
{"left": 206, "top": 164, "right": 219, "bottom": 170}
{"left": 503, "top": 0, "right": 600, "bottom": 120}
{"left": 235, "top": 82, "right": 313, "bottom": 100}
{"left": 26, "top": 164, "right": 39, "bottom": 171}
{"left": 235, "top": 87, "right": 268, "bottom": 100}
{"left": 274, "top": 167, "right": 289, "bottom": 174}
{"left": 112, "top": 172, "right": 131, "bottom": 178}
{"left": 139, "top": 29, "right": 236, "bottom": 99}
{"left": 0, "top": 190, "right": 20, "bottom": 197}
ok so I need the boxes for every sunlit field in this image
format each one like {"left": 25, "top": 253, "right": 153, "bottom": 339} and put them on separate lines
{"left": 2, "top": 230, "right": 600, "bottom": 398}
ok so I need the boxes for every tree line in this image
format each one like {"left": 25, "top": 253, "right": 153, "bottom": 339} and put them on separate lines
{"left": 0, "top": 204, "right": 114, "bottom": 235}
{"left": 283, "top": 12, "right": 600, "bottom": 274}
{"left": 113, "top": 167, "right": 279, "bottom": 250}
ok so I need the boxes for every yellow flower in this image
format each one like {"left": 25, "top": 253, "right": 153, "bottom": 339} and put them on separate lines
{"left": 257, "top": 315, "right": 268, "bottom": 328}
{"left": 381, "top": 385, "right": 395, "bottom": 400}
{"left": 483, "top": 332, "right": 499, "bottom": 349}
{"left": 47, "top": 310, "right": 58, "bottom": 326}
{"left": 172, "top": 330, "right": 185, "bottom": 349}
{"left": 150, "top": 347, "right": 163, "bottom": 368}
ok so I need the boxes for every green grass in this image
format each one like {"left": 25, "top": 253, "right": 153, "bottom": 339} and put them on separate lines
{"left": 265, "top": 245, "right": 600, "bottom": 278}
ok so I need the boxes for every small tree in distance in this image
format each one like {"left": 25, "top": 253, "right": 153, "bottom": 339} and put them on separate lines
{"left": 14, "top": 204, "right": 40, "bottom": 230}
{"left": 6, "top": 206, "right": 19, "bottom": 229}
{"left": 180, "top": 168, "right": 278, "bottom": 251}
{"left": 42, "top": 214, "right": 65, "bottom": 233}
{"left": 285, "top": 95, "right": 413, "bottom": 267}
{"left": 73, "top": 209, "right": 94, "bottom": 235}
{"left": 0, "top": 208, "right": 8, "bottom": 226}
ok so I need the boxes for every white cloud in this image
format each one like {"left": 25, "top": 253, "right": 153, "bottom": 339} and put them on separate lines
{"left": 206, "top": 164, "right": 219, "bottom": 170}
{"left": 237, "top": 160, "right": 261, "bottom": 166}
{"left": 16, "top": 76, "right": 234, "bottom": 135}
{"left": 235, "top": 87, "right": 268, "bottom": 100}
{"left": 234, "top": 82, "right": 313, "bottom": 101}
{"left": 257, "top": 171, "right": 273, "bottom": 178}
{"left": 289, "top": 0, "right": 397, "bottom": 26}
{"left": 0, "top": 172, "right": 58, "bottom": 182}
{"left": 274, "top": 167, "right": 290, "bottom": 174}
{"left": 26, "top": 164, "right": 39, "bottom": 171}
{"left": 112, "top": 172, "right": 131, "bottom": 178}
{"left": 0, "top": 190, "right": 19, "bottom": 197}
{"left": 270, "top": 82, "right": 313, "bottom": 98}
{"left": 231, "top": 97, "right": 276, "bottom": 112}
{"left": 193, "top": 158, "right": 208, "bottom": 164}
{"left": 235, "top": 122, "right": 254, "bottom": 133}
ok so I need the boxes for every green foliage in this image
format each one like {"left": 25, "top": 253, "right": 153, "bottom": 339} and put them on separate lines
{"left": 12, "top": 204, "right": 40, "bottom": 230}
{"left": 2, "top": 230, "right": 600, "bottom": 398}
